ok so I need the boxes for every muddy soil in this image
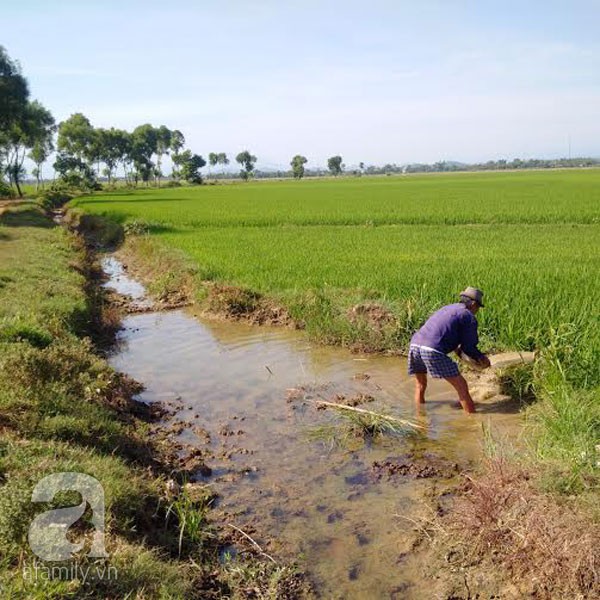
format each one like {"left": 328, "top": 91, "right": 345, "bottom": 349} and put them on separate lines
{"left": 103, "top": 255, "right": 526, "bottom": 599}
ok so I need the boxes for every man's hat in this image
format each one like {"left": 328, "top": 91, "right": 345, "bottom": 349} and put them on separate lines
{"left": 460, "top": 286, "right": 485, "bottom": 307}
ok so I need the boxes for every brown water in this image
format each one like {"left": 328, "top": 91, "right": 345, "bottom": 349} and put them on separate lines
{"left": 104, "top": 258, "right": 522, "bottom": 599}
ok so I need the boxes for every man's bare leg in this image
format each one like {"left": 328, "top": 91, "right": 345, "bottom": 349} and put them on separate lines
{"left": 445, "top": 374, "right": 476, "bottom": 414}
{"left": 414, "top": 372, "right": 427, "bottom": 405}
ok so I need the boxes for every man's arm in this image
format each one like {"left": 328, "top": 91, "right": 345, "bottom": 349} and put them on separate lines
{"left": 458, "top": 315, "right": 490, "bottom": 367}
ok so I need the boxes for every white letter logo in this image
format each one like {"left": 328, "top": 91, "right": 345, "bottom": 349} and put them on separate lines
{"left": 28, "top": 473, "right": 108, "bottom": 562}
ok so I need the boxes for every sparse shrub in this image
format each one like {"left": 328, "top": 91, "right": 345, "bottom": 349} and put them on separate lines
{"left": 37, "top": 185, "right": 73, "bottom": 210}
{"left": 163, "top": 179, "right": 182, "bottom": 188}
{"left": 447, "top": 458, "right": 600, "bottom": 599}
{"left": 0, "top": 179, "right": 14, "bottom": 199}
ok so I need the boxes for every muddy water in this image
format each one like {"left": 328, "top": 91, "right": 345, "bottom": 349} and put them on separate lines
{"left": 103, "top": 258, "right": 521, "bottom": 599}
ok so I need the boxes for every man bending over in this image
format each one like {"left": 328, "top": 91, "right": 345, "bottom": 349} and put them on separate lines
{"left": 408, "top": 287, "right": 491, "bottom": 414}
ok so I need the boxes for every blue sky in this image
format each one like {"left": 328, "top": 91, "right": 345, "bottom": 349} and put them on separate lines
{"left": 3, "top": 0, "right": 600, "bottom": 169}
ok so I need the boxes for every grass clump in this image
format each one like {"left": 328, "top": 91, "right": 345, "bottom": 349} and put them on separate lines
{"left": 222, "top": 558, "right": 311, "bottom": 600}
{"left": 524, "top": 330, "right": 600, "bottom": 493}
{"left": 165, "top": 484, "right": 214, "bottom": 557}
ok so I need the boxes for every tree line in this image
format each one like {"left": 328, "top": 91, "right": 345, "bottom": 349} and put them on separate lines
{"left": 52, "top": 114, "right": 207, "bottom": 190}
{"left": 1, "top": 46, "right": 350, "bottom": 195}
{"left": 0, "top": 46, "right": 272, "bottom": 196}
{"left": 0, "top": 46, "right": 55, "bottom": 197}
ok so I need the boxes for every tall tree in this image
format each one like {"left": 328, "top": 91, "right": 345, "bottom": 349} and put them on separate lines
{"left": 235, "top": 150, "right": 257, "bottom": 181}
{"left": 0, "top": 46, "right": 29, "bottom": 132}
{"left": 96, "top": 128, "right": 130, "bottom": 186}
{"left": 28, "top": 132, "right": 55, "bottom": 191}
{"left": 55, "top": 113, "right": 100, "bottom": 188}
{"left": 130, "top": 124, "right": 157, "bottom": 186}
{"left": 53, "top": 153, "right": 96, "bottom": 189}
{"left": 327, "top": 155, "right": 343, "bottom": 176}
{"left": 154, "top": 125, "right": 172, "bottom": 187}
{"left": 1, "top": 47, "right": 30, "bottom": 188}
{"left": 290, "top": 154, "right": 308, "bottom": 179}
{"left": 208, "top": 152, "right": 218, "bottom": 178}
{"left": 217, "top": 152, "right": 229, "bottom": 176}
{"left": 5, "top": 100, "right": 55, "bottom": 196}
{"left": 169, "top": 130, "right": 185, "bottom": 180}
{"left": 174, "top": 150, "right": 206, "bottom": 184}
{"left": 57, "top": 113, "right": 96, "bottom": 164}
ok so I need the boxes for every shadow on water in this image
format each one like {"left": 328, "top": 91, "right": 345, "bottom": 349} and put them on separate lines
{"left": 104, "top": 259, "right": 523, "bottom": 598}
{"left": 476, "top": 397, "right": 524, "bottom": 414}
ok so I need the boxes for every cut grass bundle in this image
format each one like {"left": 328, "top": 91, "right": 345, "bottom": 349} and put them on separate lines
{"left": 310, "top": 399, "right": 424, "bottom": 438}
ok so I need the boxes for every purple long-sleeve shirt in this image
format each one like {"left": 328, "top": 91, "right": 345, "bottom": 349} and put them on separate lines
{"left": 411, "top": 303, "right": 484, "bottom": 360}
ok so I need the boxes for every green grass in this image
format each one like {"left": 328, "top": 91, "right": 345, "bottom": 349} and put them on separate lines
{"left": 0, "top": 204, "right": 88, "bottom": 343}
{"left": 73, "top": 170, "right": 600, "bottom": 226}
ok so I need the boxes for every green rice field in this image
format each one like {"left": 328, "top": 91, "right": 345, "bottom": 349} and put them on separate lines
{"left": 72, "top": 170, "right": 600, "bottom": 387}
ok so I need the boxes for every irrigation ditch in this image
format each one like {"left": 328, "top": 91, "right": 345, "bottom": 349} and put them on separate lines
{"left": 71, "top": 208, "right": 544, "bottom": 598}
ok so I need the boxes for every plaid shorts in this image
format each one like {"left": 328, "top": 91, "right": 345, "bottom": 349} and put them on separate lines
{"left": 408, "top": 344, "right": 460, "bottom": 379}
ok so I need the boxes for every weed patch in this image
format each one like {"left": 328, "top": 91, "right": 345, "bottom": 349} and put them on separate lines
{"left": 444, "top": 457, "right": 599, "bottom": 599}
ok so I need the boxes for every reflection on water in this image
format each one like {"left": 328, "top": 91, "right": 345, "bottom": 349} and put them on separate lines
{"left": 101, "top": 256, "right": 153, "bottom": 309}
{"left": 109, "top": 308, "right": 521, "bottom": 598}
